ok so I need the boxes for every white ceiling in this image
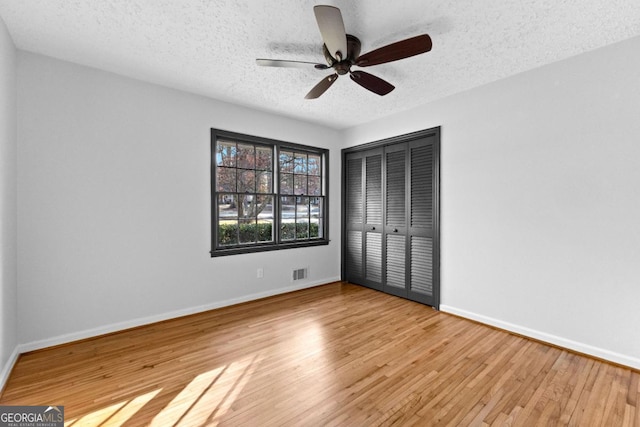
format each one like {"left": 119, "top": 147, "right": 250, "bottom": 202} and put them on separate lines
{"left": 1, "top": 0, "right": 639, "bottom": 129}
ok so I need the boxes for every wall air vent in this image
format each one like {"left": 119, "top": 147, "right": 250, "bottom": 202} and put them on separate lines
{"left": 293, "top": 268, "right": 308, "bottom": 281}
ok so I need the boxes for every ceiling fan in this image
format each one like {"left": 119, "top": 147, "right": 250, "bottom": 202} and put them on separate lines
{"left": 256, "top": 5, "right": 432, "bottom": 99}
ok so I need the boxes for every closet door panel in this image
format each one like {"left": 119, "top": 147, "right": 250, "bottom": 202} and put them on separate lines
{"left": 344, "top": 149, "right": 383, "bottom": 290}
{"left": 363, "top": 149, "right": 383, "bottom": 288}
{"left": 383, "top": 143, "right": 408, "bottom": 296}
{"left": 364, "top": 152, "right": 383, "bottom": 285}
{"left": 385, "top": 234, "right": 406, "bottom": 289}
{"left": 345, "top": 154, "right": 364, "bottom": 282}
{"left": 385, "top": 148, "right": 406, "bottom": 229}
{"left": 407, "top": 136, "right": 438, "bottom": 305}
{"left": 410, "top": 143, "right": 433, "bottom": 230}
{"left": 365, "top": 232, "right": 382, "bottom": 283}
{"left": 346, "top": 230, "right": 363, "bottom": 279}
{"left": 346, "top": 156, "right": 363, "bottom": 223}
{"left": 410, "top": 236, "right": 433, "bottom": 295}
{"left": 365, "top": 155, "right": 382, "bottom": 225}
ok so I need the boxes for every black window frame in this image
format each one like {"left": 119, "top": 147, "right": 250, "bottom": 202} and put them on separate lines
{"left": 211, "top": 129, "right": 329, "bottom": 257}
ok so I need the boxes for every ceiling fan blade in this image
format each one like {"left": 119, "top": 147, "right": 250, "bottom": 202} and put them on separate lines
{"left": 356, "top": 34, "right": 432, "bottom": 67}
{"left": 305, "top": 74, "right": 339, "bottom": 99}
{"left": 313, "top": 5, "right": 348, "bottom": 62}
{"left": 256, "top": 59, "right": 329, "bottom": 69}
{"left": 349, "top": 71, "right": 395, "bottom": 96}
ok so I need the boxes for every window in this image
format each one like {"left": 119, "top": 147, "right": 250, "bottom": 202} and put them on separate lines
{"left": 211, "top": 129, "right": 329, "bottom": 256}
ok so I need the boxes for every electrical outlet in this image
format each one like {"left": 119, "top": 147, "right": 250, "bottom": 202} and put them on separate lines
{"left": 257, "top": 268, "right": 263, "bottom": 278}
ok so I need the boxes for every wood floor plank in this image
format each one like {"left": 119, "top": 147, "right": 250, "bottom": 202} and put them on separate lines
{"left": 1, "top": 282, "right": 638, "bottom": 426}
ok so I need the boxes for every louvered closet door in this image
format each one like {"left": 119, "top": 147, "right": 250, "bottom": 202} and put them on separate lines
{"left": 407, "top": 136, "right": 438, "bottom": 306}
{"left": 344, "top": 149, "right": 383, "bottom": 290}
{"left": 342, "top": 127, "right": 440, "bottom": 309}
{"left": 383, "top": 143, "right": 409, "bottom": 298}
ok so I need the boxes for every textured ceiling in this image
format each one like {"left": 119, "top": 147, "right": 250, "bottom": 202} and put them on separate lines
{"left": 1, "top": 0, "right": 639, "bottom": 129}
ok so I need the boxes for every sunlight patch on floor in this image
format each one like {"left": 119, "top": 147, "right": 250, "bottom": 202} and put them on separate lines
{"left": 151, "top": 353, "right": 263, "bottom": 426}
{"left": 65, "top": 388, "right": 161, "bottom": 426}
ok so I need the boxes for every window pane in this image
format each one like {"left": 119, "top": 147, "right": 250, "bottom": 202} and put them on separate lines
{"left": 238, "top": 170, "right": 255, "bottom": 193}
{"left": 296, "top": 220, "right": 309, "bottom": 239}
{"left": 280, "top": 173, "right": 293, "bottom": 195}
{"left": 280, "top": 151, "right": 294, "bottom": 173}
{"left": 239, "top": 194, "right": 260, "bottom": 219}
{"left": 294, "top": 175, "right": 307, "bottom": 195}
{"left": 281, "top": 196, "right": 296, "bottom": 241}
{"left": 237, "top": 144, "right": 255, "bottom": 169}
{"left": 281, "top": 222, "right": 295, "bottom": 241}
{"left": 218, "top": 194, "right": 238, "bottom": 220}
{"left": 239, "top": 219, "right": 256, "bottom": 244}
{"left": 218, "top": 221, "right": 238, "bottom": 246}
{"left": 216, "top": 141, "right": 236, "bottom": 167}
{"left": 256, "top": 146, "right": 272, "bottom": 171}
{"left": 310, "top": 195, "right": 322, "bottom": 239}
{"left": 310, "top": 197, "right": 322, "bottom": 219}
{"left": 217, "top": 167, "right": 236, "bottom": 192}
{"left": 308, "top": 176, "right": 321, "bottom": 196}
{"left": 257, "top": 195, "right": 274, "bottom": 220}
{"left": 297, "top": 197, "right": 310, "bottom": 219}
{"left": 294, "top": 153, "right": 307, "bottom": 174}
{"left": 311, "top": 217, "right": 323, "bottom": 238}
{"left": 257, "top": 220, "right": 273, "bottom": 242}
{"left": 296, "top": 197, "right": 310, "bottom": 239}
{"left": 308, "top": 154, "right": 321, "bottom": 176}
{"left": 281, "top": 196, "right": 295, "bottom": 219}
{"left": 256, "top": 171, "right": 272, "bottom": 194}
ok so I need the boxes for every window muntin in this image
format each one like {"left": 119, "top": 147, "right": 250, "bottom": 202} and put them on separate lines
{"left": 212, "top": 130, "right": 328, "bottom": 256}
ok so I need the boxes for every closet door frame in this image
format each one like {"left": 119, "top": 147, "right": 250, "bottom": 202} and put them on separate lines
{"left": 341, "top": 127, "right": 440, "bottom": 309}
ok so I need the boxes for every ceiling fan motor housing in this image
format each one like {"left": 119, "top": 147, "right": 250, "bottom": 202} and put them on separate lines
{"left": 323, "top": 34, "right": 361, "bottom": 75}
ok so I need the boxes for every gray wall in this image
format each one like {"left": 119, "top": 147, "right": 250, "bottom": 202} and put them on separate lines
{"left": 16, "top": 52, "right": 342, "bottom": 349}
{"left": 344, "top": 36, "right": 640, "bottom": 369}
{"left": 0, "top": 15, "right": 17, "bottom": 385}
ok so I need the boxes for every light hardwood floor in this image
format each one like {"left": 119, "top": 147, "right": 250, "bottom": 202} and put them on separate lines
{"left": 1, "top": 282, "right": 638, "bottom": 426}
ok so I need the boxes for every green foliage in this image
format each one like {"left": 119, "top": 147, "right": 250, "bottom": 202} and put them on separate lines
{"left": 218, "top": 222, "right": 273, "bottom": 246}
{"left": 218, "top": 223, "right": 239, "bottom": 245}
{"left": 309, "top": 222, "right": 320, "bottom": 238}
{"left": 281, "top": 222, "right": 319, "bottom": 240}
{"left": 218, "top": 222, "right": 319, "bottom": 246}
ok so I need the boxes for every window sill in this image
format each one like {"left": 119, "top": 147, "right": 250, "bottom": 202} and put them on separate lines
{"left": 210, "top": 239, "right": 330, "bottom": 257}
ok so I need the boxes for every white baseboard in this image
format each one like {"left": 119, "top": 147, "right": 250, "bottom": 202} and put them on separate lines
{"left": 0, "top": 346, "right": 20, "bottom": 392}
{"left": 440, "top": 304, "right": 640, "bottom": 371}
{"left": 19, "top": 277, "right": 341, "bottom": 354}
